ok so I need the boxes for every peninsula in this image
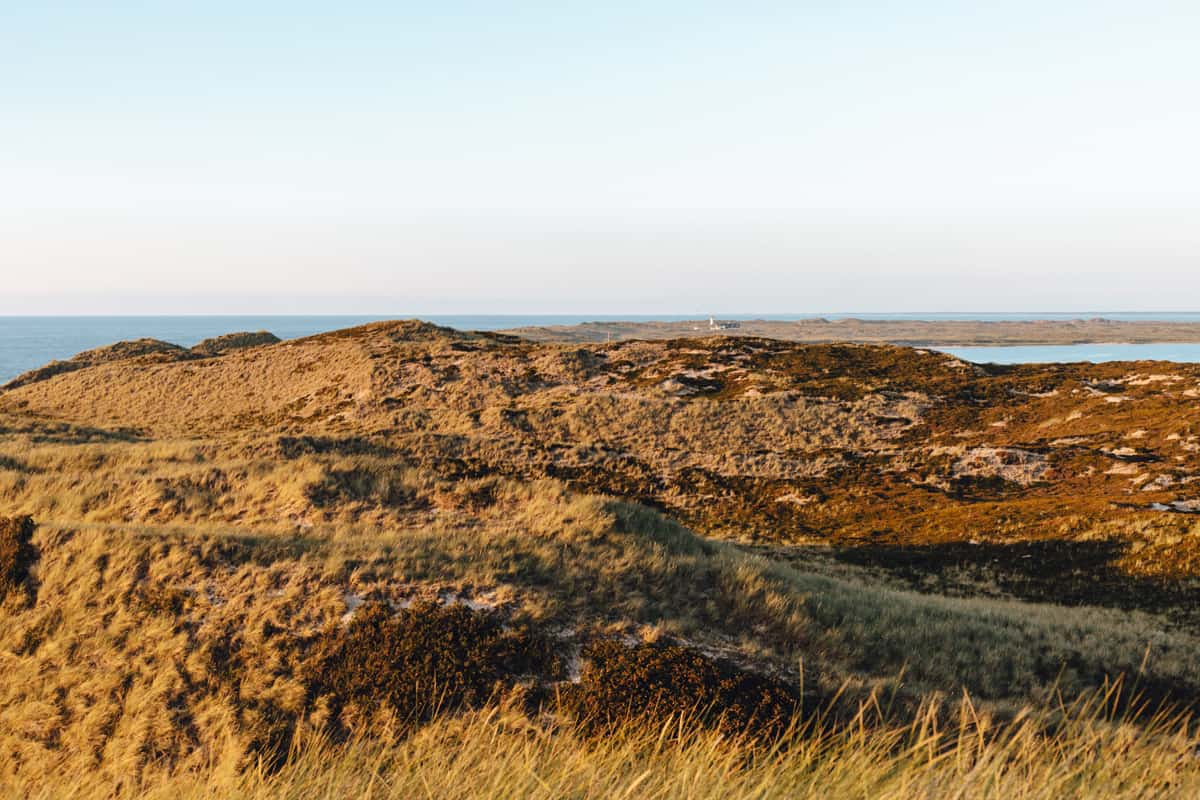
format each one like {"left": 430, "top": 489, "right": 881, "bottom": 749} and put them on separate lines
{"left": 502, "top": 316, "right": 1200, "bottom": 346}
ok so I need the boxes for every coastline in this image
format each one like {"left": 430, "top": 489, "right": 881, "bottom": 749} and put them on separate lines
{"left": 500, "top": 318, "right": 1200, "bottom": 347}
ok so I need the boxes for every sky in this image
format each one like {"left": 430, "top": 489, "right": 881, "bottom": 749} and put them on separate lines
{"left": 3, "top": 1, "right": 1199, "bottom": 314}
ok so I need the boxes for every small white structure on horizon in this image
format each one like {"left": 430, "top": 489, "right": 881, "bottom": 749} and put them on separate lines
{"left": 708, "top": 315, "right": 740, "bottom": 331}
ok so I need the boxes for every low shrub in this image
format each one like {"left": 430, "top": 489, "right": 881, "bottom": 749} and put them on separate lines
{"left": 303, "top": 601, "right": 559, "bottom": 729}
{"left": 564, "top": 640, "right": 804, "bottom": 738}
{"left": 133, "top": 581, "right": 191, "bottom": 616}
{"left": 303, "top": 467, "right": 426, "bottom": 509}
{"left": 0, "top": 515, "right": 36, "bottom": 598}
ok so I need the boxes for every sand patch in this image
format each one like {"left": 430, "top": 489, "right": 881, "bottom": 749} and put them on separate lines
{"left": 952, "top": 447, "right": 1048, "bottom": 486}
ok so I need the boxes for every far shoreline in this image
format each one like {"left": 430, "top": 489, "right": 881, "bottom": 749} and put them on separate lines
{"left": 499, "top": 318, "right": 1200, "bottom": 348}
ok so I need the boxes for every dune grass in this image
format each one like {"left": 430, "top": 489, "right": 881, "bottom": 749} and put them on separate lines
{"left": 7, "top": 692, "right": 1198, "bottom": 800}
{"left": 2, "top": 421, "right": 1200, "bottom": 794}
{"left": 3, "top": 481, "right": 1199, "bottom": 789}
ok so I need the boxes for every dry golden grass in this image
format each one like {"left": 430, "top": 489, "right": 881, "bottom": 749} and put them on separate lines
{"left": 2, "top": 322, "right": 1200, "bottom": 796}
{"left": 6, "top": 696, "right": 1199, "bottom": 800}
{"left": 2, "top": 469, "right": 1199, "bottom": 788}
{"left": 6, "top": 319, "right": 1200, "bottom": 561}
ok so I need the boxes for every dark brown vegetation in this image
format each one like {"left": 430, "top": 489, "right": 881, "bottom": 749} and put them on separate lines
{"left": 298, "top": 600, "right": 803, "bottom": 745}
{"left": 303, "top": 601, "right": 559, "bottom": 731}
{"left": 0, "top": 515, "right": 35, "bottom": 599}
{"left": 564, "top": 639, "right": 804, "bottom": 738}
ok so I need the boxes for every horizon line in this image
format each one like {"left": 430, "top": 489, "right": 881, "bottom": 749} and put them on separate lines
{"left": 5, "top": 311, "right": 1200, "bottom": 318}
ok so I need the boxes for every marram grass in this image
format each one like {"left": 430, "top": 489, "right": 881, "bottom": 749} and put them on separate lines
{"left": 8, "top": 688, "right": 1198, "bottom": 800}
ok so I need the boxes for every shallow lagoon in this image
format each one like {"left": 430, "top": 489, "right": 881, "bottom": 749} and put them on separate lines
{"left": 936, "top": 343, "right": 1200, "bottom": 365}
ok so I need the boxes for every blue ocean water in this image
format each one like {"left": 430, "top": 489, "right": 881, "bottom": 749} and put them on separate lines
{"left": 0, "top": 314, "right": 696, "bottom": 383}
{"left": 5, "top": 314, "right": 1200, "bottom": 384}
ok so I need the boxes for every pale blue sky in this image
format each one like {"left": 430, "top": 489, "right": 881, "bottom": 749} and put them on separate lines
{"left": 3, "top": 1, "right": 1199, "bottom": 313}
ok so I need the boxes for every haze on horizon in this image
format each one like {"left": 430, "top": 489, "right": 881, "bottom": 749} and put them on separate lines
{"left": 3, "top": 1, "right": 1199, "bottom": 315}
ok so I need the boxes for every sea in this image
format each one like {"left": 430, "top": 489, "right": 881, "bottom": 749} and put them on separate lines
{"left": 6, "top": 313, "right": 1200, "bottom": 385}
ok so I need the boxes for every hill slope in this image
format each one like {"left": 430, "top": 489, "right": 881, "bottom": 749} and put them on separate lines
{"left": 1, "top": 319, "right": 1198, "bottom": 792}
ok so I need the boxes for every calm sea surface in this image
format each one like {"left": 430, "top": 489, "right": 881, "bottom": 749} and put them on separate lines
{"left": 0, "top": 315, "right": 701, "bottom": 383}
{"left": 6, "top": 314, "right": 1200, "bottom": 384}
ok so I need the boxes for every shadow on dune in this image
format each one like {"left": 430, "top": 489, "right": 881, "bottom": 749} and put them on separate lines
{"left": 828, "top": 538, "right": 1199, "bottom": 623}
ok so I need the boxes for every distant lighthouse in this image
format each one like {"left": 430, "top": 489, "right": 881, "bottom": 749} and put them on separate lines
{"left": 707, "top": 315, "right": 740, "bottom": 331}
